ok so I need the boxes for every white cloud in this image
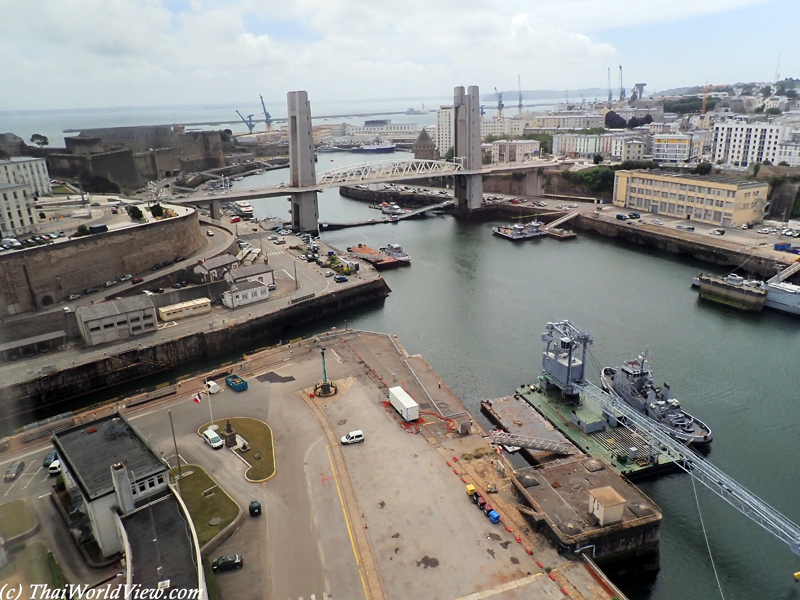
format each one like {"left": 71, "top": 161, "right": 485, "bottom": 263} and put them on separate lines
{"left": 0, "top": 0, "right": 786, "bottom": 110}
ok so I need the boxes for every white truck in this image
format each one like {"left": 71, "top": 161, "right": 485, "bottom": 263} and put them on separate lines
{"left": 388, "top": 386, "right": 419, "bottom": 422}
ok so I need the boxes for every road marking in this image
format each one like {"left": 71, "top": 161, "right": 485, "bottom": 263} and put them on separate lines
{"left": 38, "top": 493, "right": 52, "bottom": 499}
{"left": 329, "top": 349, "right": 342, "bottom": 363}
{"left": 3, "top": 481, "right": 17, "bottom": 496}
{"left": 22, "top": 468, "right": 41, "bottom": 489}
{"left": 282, "top": 269, "right": 295, "bottom": 281}
{"left": 325, "top": 445, "right": 359, "bottom": 567}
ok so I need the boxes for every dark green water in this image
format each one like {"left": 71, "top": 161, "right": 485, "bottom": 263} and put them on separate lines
{"left": 23, "top": 152, "right": 800, "bottom": 598}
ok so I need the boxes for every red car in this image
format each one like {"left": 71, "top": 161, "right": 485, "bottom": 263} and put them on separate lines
{"left": 230, "top": 217, "right": 241, "bottom": 223}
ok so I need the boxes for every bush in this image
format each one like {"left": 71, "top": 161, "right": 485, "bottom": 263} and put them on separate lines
{"left": 128, "top": 206, "right": 144, "bottom": 220}
{"left": 150, "top": 204, "right": 164, "bottom": 217}
{"left": 74, "top": 225, "right": 90, "bottom": 238}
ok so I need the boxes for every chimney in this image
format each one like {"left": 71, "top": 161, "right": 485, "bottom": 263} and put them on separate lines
{"left": 111, "top": 463, "right": 136, "bottom": 514}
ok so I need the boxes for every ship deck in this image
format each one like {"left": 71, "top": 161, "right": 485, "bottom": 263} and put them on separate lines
{"left": 515, "top": 385, "right": 678, "bottom": 480}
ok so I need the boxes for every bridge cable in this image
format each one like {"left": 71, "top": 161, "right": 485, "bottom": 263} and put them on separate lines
{"left": 691, "top": 472, "right": 726, "bottom": 600}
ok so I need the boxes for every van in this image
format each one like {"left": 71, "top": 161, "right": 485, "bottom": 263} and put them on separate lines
{"left": 205, "top": 380, "right": 221, "bottom": 394}
{"left": 48, "top": 460, "right": 62, "bottom": 475}
{"left": 203, "top": 429, "right": 224, "bottom": 449}
{"left": 616, "top": 214, "right": 628, "bottom": 221}
{"left": 340, "top": 430, "right": 364, "bottom": 445}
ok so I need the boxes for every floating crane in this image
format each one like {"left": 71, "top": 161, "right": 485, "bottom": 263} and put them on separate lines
{"left": 494, "top": 87, "right": 504, "bottom": 120}
{"left": 618, "top": 65, "right": 626, "bottom": 102}
{"left": 236, "top": 110, "right": 256, "bottom": 134}
{"left": 517, "top": 75, "right": 524, "bottom": 114}
{"left": 260, "top": 94, "right": 273, "bottom": 132}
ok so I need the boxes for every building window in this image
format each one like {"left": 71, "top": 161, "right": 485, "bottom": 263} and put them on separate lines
{"left": 139, "top": 482, "right": 146, "bottom": 492}
{"left": 89, "top": 326, "right": 101, "bottom": 332}
{"left": 157, "top": 475, "right": 164, "bottom": 485}
{"left": 103, "top": 323, "right": 114, "bottom": 329}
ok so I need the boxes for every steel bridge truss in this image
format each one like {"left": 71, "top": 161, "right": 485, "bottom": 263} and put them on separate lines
{"left": 571, "top": 380, "right": 800, "bottom": 556}
{"left": 316, "top": 159, "right": 463, "bottom": 187}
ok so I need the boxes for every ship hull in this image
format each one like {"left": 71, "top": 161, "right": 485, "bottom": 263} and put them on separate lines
{"left": 697, "top": 274, "right": 766, "bottom": 311}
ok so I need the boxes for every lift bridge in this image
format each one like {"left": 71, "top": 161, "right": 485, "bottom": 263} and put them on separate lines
{"left": 540, "top": 319, "right": 800, "bottom": 557}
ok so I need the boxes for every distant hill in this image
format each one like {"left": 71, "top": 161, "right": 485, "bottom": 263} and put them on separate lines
{"left": 484, "top": 88, "right": 609, "bottom": 101}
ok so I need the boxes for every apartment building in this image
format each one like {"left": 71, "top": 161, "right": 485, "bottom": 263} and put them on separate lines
{"left": 613, "top": 170, "right": 768, "bottom": 227}
{"left": 712, "top": 120, "right": 788, "bottom": 167}
{"left": 436, "top": 106, "right": 454, "bottom": 157}
{"left": 490, "top": 140, "right": 540, "bottom": 164}
{"left": 0, "top": 157, "right": 52, "bottom": 197}
{"left": 0, "top": 182, "right": 38, "bottom": 238}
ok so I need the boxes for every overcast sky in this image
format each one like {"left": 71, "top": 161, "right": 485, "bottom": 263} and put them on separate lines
{"left": 2, "top": 0, "right": 798, "bottom": 111}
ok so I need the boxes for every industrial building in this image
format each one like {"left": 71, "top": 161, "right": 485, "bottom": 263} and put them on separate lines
{"left": 222, "top": 280, "right": 270, "bottom": 309}
{"left": 490, "top": 140, "right": 540, "bottom": 164}
{"left": 613, "top": 170, "right": 768, "bottom": 227}
{"left": 75, "top": 296, "right": 158, "bottom": 347}
{"left": 712, "top": 120, "right": 788, "bottom": 167}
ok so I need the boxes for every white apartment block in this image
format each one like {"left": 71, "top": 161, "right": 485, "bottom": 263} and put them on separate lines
{"left": 491, "top": 140, "right": 540, "bottom": 164}
{"left": 0, "top": 182, "right": 38, "bottom": 238}
{"left": 621, "top": 140, "right": 646, "bottom": 162}
{"left": 651, "top": 134, "right": 693, "bottom": 164}
{"left": 0, "top": 157, "right": 52, "bottom": 197}
{"left": 776, "top": 141, "right": 800, "bottom": 167}
{"left": 343, "top": 120, "right": 417, "bottom": 137}
{"left": 525, "top": 113, "right": 605, "bottom": 130}
{"left": 436, "top": 106, "right": 454, "bottom": 157}
{"left": 553, "top": 132, "right": 649, "bottom": 160}
{"left": 713, "top": 121, "right": 788, "bottom": 167}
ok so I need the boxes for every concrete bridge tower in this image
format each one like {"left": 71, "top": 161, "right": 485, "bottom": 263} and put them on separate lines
{"left": 287, "top": 91, "right": 319, "bottom": 232}
{"left": 452, "top": 85, "right": 483, "bottom": 212}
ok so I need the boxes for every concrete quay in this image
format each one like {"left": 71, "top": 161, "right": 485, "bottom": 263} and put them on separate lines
{"left": 0, "top": 330, "right": 626, "bottom": 600}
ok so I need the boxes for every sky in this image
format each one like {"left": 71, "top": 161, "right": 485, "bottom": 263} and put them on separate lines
{"left": 1, "top": 0, "right": 798, "bottom": 111}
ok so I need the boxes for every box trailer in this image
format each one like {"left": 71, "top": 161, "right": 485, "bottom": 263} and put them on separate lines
{"left": 388, "top": 386, "right": 419, "bottom": 422}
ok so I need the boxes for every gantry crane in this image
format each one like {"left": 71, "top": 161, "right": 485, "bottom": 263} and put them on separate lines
{"left": 618, "top": 65, "right": 626, "bottom": 102}
{"left": 494, "top": 87, "right": 504, "bottom": 120}
{"left": 236, "top": 110, "right": 256, "bottom": 134}
{"left": 517, "top": 75, "right": 524, "bottom": 114}
{"left": 260, "top": 95, "right": 273, "bottom": 132}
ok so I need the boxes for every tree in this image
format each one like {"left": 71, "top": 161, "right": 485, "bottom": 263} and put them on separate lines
{"left": 150, "top": 203, "right": 164, "bottom": 217}
{"left": 787, "top": 89, "right": 798, "bottom": 99}
{"left": 30, "top": 134, "right": 49, "bottom": 147}
{"left": 128, "top": 206, "right": 144, "bottom": 220}
{"left": 779, "top": 161, "right": 790, "bottom": 167}
{"left": 593, "top": 154, "right": 603, "bottom": 165}
{"left": 74, "top": 225, "right": 90, "bottom": 237}
{"left": 605, "top": 111, "right": 627, "bottom": 129}
{"left": 765, "top": 108, "right": 782, "bottom": 115}
{"left": 760, "top": 85, "right": 772, "bottom": 98}
{"left": 79, "top": 172, "right": 120, "bottom": 194}
{"left": 443, "top": 147, "right": 455, "bottom": 162}
{"left": 482, "top": 153, "right": 492, "bottom": 165}
{"left": 694, "top": 162, "right": 713, "bottom": 175}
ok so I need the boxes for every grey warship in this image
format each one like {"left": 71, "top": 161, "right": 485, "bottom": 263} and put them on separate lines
{"left": 600, "top": 355, "right": 712, "bottom": 445}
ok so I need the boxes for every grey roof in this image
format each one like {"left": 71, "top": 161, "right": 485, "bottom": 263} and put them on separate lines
{"left": 0, "top": 330, "right": 66, "bottom": 353}
{"left": 0, "top": 157, "right": 44, "bottom": 164}
{"left": 53, "top": 414, "right": 166, "bottom": 500}
{"left": 228, "top": 263, "right": 273, "bottom": 281}
{"left": 123, "top": 492, "right": 199, "bottom": 592}
{"left": 626, "top": 170, "right": 770, "bottom": 188}
{"left": 76, "top": 296, "right": 154, "bottom": 322}
{"left": 415, "top": 128, "right": 435, "bottom": 146}
{"left": 193, "top": 254, "right": 237, "bottom": 273}
{"left": 230, "top": 280, "right": 265, "bottom": 292}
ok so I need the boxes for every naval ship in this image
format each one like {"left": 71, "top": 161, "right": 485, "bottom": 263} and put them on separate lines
{"left": 601, "top": 355, "right": 712, "bottom": 445}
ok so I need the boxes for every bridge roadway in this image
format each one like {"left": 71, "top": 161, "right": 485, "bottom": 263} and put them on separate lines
{"left": 171, "top": 159, "right": 560, "bottom": 208}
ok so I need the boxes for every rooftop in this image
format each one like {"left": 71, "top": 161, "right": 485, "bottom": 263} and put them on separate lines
{"left": 622, "top": 169, "right": 769, "bottom": 188}
{"left": 0, "top": 157, "right": 44, "bottom": 165}
{"left": 193, "top": 254, "right": 237, "bottom": 273}
{"left": 230, "top": 280, "right": 265, "bottom": 292}
{"left": 123, "top": 492, "right": 199, "bottom": 593}
{"left": 227, "top": 263, "right": 273, "bottom": 281}
{"left": 76, "top": 296, "right": 155, "bottom": 323}
{"left": 54, "top": 414, "right": 166, "bottom": 500}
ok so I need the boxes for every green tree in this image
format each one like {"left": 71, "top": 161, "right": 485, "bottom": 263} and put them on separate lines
{"left": 765, "top": 108, "right": 782, "bottom": 115}
{"left": 760, "top": 85, "right": 772, "bottom": 98}
{"left": 787, "top": 89, "right": 798, "bottom": 99}
{"left": 593, "top": 154, "right": 603, "bottom": 165}
{"left": 150, "top": 204, "right": 164, "bottom": 217}
{"left": 30, "top": 133, "right": 49, "bottom": 147}
{"left": 778, "top": 161, "right": 790, "bottom": 167}
{"left": 694, "top": 162, "right": 713, "bottom": 175}
{"left": 79, "top": 172, "right": 120, "bottom": 194}
{"left": 604, "top": 111, "right": 627, "bottom": 128}
{"left": 482, "top": 153, "right": 492, "bottom": 165}
{"left": 443, "top": 147, "right": 455, "bottom": 161}
{"left": 74, "top": 225, "right": 90, "bottom": 237}
{"left": 128, "top": 206, "right": 144, "bottom": 220}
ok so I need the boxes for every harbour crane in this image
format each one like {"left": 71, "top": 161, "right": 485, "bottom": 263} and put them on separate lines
{"left": 607, "top": 67, "right": 613, "bottom": 104}
{"left": 618, "top": 65, "right": 626, "bottom": 102}
{"left": 517, "top": 75, "right": 524, "bottom": 114}
{"left": 494, "top": 87, "right": 504, "bottom": 120}
{"left": 236, "top": 110, "right": 256, "bottom": 134}
{"left": 260, "top": 94, "right": 273, "bottom": 132}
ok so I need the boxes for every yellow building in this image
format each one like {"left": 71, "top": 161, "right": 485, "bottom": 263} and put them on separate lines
{"left": 613, "top": 170, "right": 768, "bottom": 227}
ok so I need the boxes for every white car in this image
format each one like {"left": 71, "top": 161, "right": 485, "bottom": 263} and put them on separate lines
{"left": 652, "top": 219, "right": 663, "bottom": 225}
{"left": 203, "top": 429, "right": 224, "bottom": 449}
{"left": 341, "top": 430, "right": 364, "bottom": 445}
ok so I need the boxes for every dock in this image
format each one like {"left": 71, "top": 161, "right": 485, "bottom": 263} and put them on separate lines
{"left": 347, "top": 244, "right": 401, "bottom": 269}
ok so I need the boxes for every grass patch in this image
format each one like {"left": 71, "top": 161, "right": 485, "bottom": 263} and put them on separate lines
{"left": 0, "top": 500, "right": 35, "bottom": 540}
{"left": 51, "top": 186, "right": 73, "bottom": 195}
{"left": 0, "top": 542, "right": 65, "bottom": 587}
{"left": 203, "top": 418, "right": 275, "bottom": 481}
{"left": 171, "top": 465, "right": 239, "bottom": 547}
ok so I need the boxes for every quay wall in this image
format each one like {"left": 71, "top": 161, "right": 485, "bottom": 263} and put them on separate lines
{"left": 0, "top": 278, "right": 391, "bottom": 421}
{"left": 339, "top": 185, "right": 450, "bottom": 207}
{"left": 0, "top": 210, "right": 204, "bottom": 317}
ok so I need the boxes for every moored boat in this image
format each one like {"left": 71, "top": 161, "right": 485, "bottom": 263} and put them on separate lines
{"left": 379, "top": 243, "right": 410, "bottom": 262}
{"left": 697, "top": 273, "right": 766, "bottom": 311}
{"left": 600, "top": 356, "right": 712, "bottom": 445}
{"left": 350, "top": 143, "right": 396, "bottom": 154}
{"left": 492, "top": 221, "right": 546, "bottom": 241}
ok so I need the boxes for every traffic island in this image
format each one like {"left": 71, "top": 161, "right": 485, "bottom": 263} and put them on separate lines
{"left": 0, "top": 541, "right": 65, "bottom": 590}
{"left": 200, "top": 417, "right": 276, "bottom": 482}
{"left": 0, "top": 499, "right": 38, "bottom": 543}
{"left": 170, "top": 465, "right": 240, "bottom": 547}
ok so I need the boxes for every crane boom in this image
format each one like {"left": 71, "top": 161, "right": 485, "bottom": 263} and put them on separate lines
{"left": 235, "top": 110, "right": 256, "bottom": 134}
{"left": 260, "top": 95, "right": 272, "bottom": 132}
{"left": 618, "top": 65, "right": 626, "bottom": 102}
{"left": 494, "top": 87, "right": 504, "bottom": 120}
{"left": 517, "top": 75, "right": 523, "bottom": 114}
{"left": 607, "top": 67, "right": 612, "bottom": 103}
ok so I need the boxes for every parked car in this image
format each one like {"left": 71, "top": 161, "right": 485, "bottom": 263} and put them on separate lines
{"left": 203, "top": 429, "right": 224, "bottom": 449}
{"left": 628, "top": 212, "right": 641, "bottom": 219}
{"left": 48, "top": 460, "right": 62, "bottom": 475}
{"left": 334, "top": 275, "right": 348, "bottom": 283}
{"left": 207, "top": 230, "right": 215, "bottom": 236}
{"left": 151, "top": 263, "right": 163, "bottom": 271}
{"left": 119, "top": 274, "right": 132, "bottom": 282}
{"left": 103, "top": 281, "right": 116, "bottom": 288}
{"left": 268, "top": 283, "right": 276, "bottom": 291}
{"left": 211, "top": 554, "right": 243, "bottom": 572}
{"left": 341, "top": 430, "right": 364, "bottom": 445}
{"left": 43, "top": 449, "right": 58, "bottom": 467}
{"left": 4, "top": 461, "right": 25, "bottom": 481}
{"left": 172, "top": 283, "right": 183, "bottom": 289}
{"left": 710, "top": 228, "right": 725, "bottom": 236}
{"left": 325, "top": 271, "right": 334, "bottom": 277}
{"left": 274, "top": 239, "right": 285, "bottom": 245}
{"left": 132, "top": 277, "right": 144, "bottom": 284}
{"left": 68, "top": 294, "right": 81, "bottom": 300}
{"left": 84, "top": 287, "right": 99, "bottom": 294}
{"left": 174, "top": 256, "right": 186, "bottom": 263}
{"left": 230, "top": 216, "right": 241, "bottom": 223}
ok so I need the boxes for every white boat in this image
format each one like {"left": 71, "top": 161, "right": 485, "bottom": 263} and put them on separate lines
{"left": 761, "top": 280, "right": 800, "bottom": 315}
{"left": 381, "top": 204, "right": 402, "bottom": 215}
{"left": 492, "top": 221, "right": 546, "bottom": 241}
{"left": 233, "top": 200, "right": 254, "bottom": 215}
{"left": 380, "top": 243, "right": 410, "bottom": 262}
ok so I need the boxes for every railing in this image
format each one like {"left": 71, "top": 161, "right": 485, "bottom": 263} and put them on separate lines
{"left": 316, "top": 159, "right": 463, "bottom": 186}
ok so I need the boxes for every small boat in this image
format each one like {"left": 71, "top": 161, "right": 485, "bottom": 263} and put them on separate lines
{"left": 492, "top": 221, "right": 546, "bottom": 241}
{"left": 432, "top": 210, "right": 446, "bottom": 215}
{"left": 601, "top": 355, "right": 712, "bottom": 445}
{"left": 350, "top": 143, "right": 396, "bottom": 154}
{"left": 696, "top": 273, "right": 766, "bottom": 311}
{"left": 380, "top": 243, "right": 410, "bottom": 262}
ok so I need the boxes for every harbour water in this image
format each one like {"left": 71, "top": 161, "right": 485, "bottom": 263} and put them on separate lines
{"left": 4, "top": 109, "right": 799, "bottom": 599}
